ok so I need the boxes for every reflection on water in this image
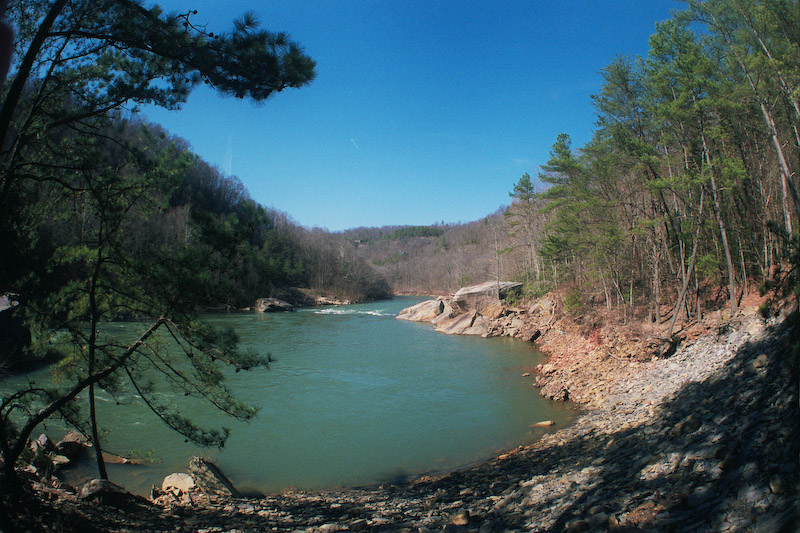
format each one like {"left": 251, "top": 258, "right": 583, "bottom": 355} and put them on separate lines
{"left": 1, "top": 296, "right": 576, "bottom": 495}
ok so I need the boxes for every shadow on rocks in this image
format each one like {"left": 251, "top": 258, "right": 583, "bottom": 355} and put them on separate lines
{"left": 491, "top": 318, "right": 799, "bottom": 532}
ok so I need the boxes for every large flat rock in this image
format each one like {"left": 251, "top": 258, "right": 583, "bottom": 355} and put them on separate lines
{"left": 396, "top": 299, "right": 444, "bottom": 322}
{"left": 453, "top": 281, "right": 522, "bottom": 310}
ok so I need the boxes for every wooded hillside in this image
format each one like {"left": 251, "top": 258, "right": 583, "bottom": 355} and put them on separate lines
{"left": 351, "top": 0, "right": 800, "bottom": 335}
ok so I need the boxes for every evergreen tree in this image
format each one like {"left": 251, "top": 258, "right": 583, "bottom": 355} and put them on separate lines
{"left": 0, "top": 0, "right": 314, "bottom": 485}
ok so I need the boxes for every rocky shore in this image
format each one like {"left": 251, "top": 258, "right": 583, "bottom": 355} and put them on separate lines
{"left": 4, "top": 293, "right": 799, "bottom": 531}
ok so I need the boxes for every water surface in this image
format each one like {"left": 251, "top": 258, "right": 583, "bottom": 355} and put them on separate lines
{"left": 2, "top": 297, "right": 575, "bottom": 494}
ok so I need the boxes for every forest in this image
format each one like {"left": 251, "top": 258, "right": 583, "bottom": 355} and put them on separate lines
{"left": 350, "top": 0, "right": 800, "bottom": 334}
{"left": 0, "top": 0, "right": 388, "bottom": 487}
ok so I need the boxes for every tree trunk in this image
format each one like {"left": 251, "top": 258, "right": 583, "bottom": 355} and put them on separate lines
{"left": 88, "top": 251, "right": 109, "bottom": 480}
{"left": 702, "top": 132, "right": 737, "bottom": 316}
{"left": 668, "top": 189, "right": 705, "bottom": 336}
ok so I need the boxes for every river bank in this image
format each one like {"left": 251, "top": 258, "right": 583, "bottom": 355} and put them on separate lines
{"left": 5, "top": 295, "right": 798, "bottom": 531}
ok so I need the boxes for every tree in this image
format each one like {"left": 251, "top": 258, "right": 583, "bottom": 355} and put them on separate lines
{"left": 683, "top": 0, "right": 800, "bottom": 231}
{"left": 0, "top": 0, "right": 314, "bottom": 486}
{"left": 506, "top": 172, "right": 545, "bottom": 281}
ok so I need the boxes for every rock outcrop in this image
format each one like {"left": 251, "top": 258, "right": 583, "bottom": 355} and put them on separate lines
{"left": 452, "top": 281, "right": 522, "bottom": 311}
{"left": 396, "top": 298, "right": 444, "bottom": 322}
{"left": 188, "top": 456, "right": 241, "bottom": 498}
{"left": 79, "top": 479, "right": 143, "bottom": 508}
{"left": 55, "top": 430, "right": 90, "bottom": 461}
{"left": 396, "top": 281, "right": 553, "bottom": 341}
{"left": 153, "top": 457, "right": 241, "bottom": 508}
{"left": 254, "top": 298, "right": 294, "bottom": 313}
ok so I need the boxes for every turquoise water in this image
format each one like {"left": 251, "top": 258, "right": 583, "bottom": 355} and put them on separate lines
{"left": 1, "top": 297, "right": 575, "bottom": 495}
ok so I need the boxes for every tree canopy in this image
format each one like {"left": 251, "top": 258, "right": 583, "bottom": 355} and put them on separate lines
{"left": 0, "top": 0, "right": 318, "bottom": 486}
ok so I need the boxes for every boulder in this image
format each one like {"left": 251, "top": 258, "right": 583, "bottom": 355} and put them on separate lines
{"left": 79, "top": 479, "right": 138, "bottom": 507}
{"left": 529, "top": 296, "right": 556, "bottom": 315}
{"left": 396, "top": 299, "right": 444, "bottom": 322}
{"left": 254, "top": 298, "right": 294, "bottom": 313}
{"left": 435, "top": 310, "right": 478, "bottom": 335}
{"left": 463, "top": 314, "right": 491, "bottom": 336}
{"left": 481, "top": 301, "right": 506, "bottom": 319}
{"left": 49, "top": 455, "right": 71, "bottom": 469}
{"left": 188, "top": 456, "right": 240, "bottom": 498}
{"left": 431, "top": 301, "right": 457, "bottom": 325}
{"left": 315, "top": 296, "right": 351, "bottom": 306}
{"left": 453, "top": 281, "right": 522, "bottom": 310}
{"left": 30, "top": 433, "right": 56, "bottom": 454}
{"left": 162, "top": 472, "right": 196, "bottom": 493}
{"left": 56, "top": 430, "right": 90, "bottom": 461}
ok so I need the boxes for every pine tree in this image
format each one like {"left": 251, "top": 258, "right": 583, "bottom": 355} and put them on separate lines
{"left": 0, "top": 0, "right": 314, "bottom": 485}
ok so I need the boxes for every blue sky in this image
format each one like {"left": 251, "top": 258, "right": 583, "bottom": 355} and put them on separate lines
{"left": 143, "top": 1, "right": 681, "bottom": 231}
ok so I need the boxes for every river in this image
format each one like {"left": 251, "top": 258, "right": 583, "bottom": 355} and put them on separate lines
{"left": 1, "top": 296, "right": 576, "bottom": 495}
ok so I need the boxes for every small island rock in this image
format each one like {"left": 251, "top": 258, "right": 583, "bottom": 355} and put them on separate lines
{"left": 254, "top": 298, "right": 294, "bottom": 313}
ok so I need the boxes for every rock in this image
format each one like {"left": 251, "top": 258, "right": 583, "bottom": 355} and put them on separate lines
{"left": 751, "top": 353, "right": 768, "bottom": 370}
{"left": 51, "top": 454, "right": 71, "bottom": 466}
{"left": 316, "top": 296, "right": 352, "bottom": 306}
{"left": 254, "top": 297, "right": 294, "bottom": 313}
{"left": 79, "top": 479, "right": 137, "bottom": 507}
{"left": 397, "top": 299, "right": 444, "bottom": 322}
{"left": 540, "top": 364, "right": 556, "bottom": 375}
{"left": 56, "top": 430, "right": 90, "bottom": 460}
{"left": 188, "top": 456, "right": 241, "bottom": 498}
{"left": 529, "top": 296, "right": 555, "bottom": 315}
{"left": 162, "top": 472, "right": 196, "bottom": 493}
{"left": 463, "top": 313, "right": 491, "bottom": 336}
{"left": 481, "top": 301, "right": 506, "bottom": 319}
{"left": 670, "top": 414, "right": 701, "bottom": 437}
{"left": 101, "top": 451, "right": 143, "bottom": 465}
{"left": 435, "top": 310, "right": 478, "bottom": 335}
{"left": 531, "top": 420, "right": 556, "bottom": 428}
{"left": 453, "top": 281, "right": 522, "bottom": 310}
{"left": 565, "top": 518, "right": 590, "bottom": 531}
{"left": 30, "top": 433, "right": 56, "bottom": 454}
{"left": 431, "top": 301, "right": 457, "bottom": 325}
{"left": 349, "top": 518, "right": 368, "bottom": 531}
{"left": 522, "top": 329, "right": 542, "bottom": 342}
{"left": 451, "top": 509, "right": 470, "bottom": 526}
{"left": 768, "top": 475, "right": 784, "bottom": 494}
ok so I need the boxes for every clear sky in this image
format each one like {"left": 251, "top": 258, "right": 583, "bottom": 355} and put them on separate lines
{"left": 143, "top": 1, "right": 681, "bottom": 231}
